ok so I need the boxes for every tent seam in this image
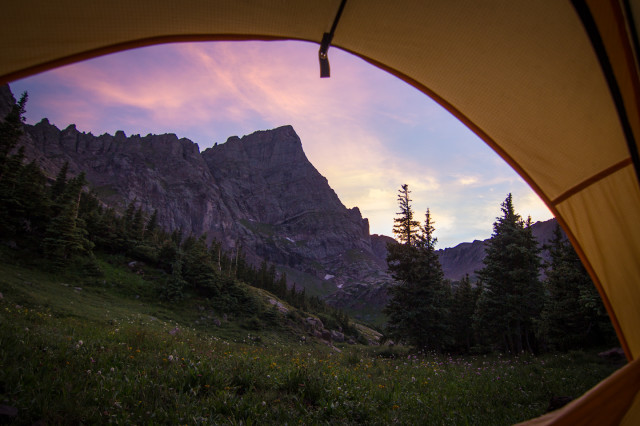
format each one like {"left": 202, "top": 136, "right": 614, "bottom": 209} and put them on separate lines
{"left": 551, "top": 158, "right": 633, "bottom": 205}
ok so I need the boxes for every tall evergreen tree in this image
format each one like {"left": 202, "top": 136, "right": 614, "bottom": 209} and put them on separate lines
{"left": 49, "top": 161, "right": 69, "bottom": 203}
{"left": 0, "top": 91, "right": 27, "bottom": 167}
{"left": 392, "top": 184, "right": 420, "bottom": 245}
{"left": 385, "top": 189, "right": 450, "bottom": 351}
{"left": 42, "top": 173, "right": 93, "bottom": 269}
{"left": 474, "top": 194, "right": 543, "bottom": 353}
{"left": 145, "top": 209, "right": 159, "bottom": 243}
{"left": 182, "top": 234, "right": 218, "bottom": 297}
{"left": 450, "top": 274, "right": 479, "bottom": 353}
{"left": 539, "top": 224, "right": 616, "bottom": 350}
{"left": 0, "top": 93, "right": 31, "bottom": 240}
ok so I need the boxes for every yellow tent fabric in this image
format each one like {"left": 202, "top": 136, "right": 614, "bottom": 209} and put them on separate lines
{"left": 1, "top": 1, "right": 639, "bottom": 423}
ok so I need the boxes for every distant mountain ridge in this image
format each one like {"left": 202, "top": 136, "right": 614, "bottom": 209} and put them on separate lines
{"left": 436, "top": 218, "right": 560, "bottom": 281}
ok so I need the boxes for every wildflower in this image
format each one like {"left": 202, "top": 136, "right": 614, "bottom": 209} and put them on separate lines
{"left": 411, "top": 376, "right": 416, "bottom": 382}
{"left": 87, "top": 370, "right": 91, "bottom": 374}
{"left": 393, "top": 405, "right": 400, "bottom": 410}
{"left": 110, "top": 367, "right": 115, "bottom": 373}
{"left": 168, "top": 355, "right": 174, "bottom": 362}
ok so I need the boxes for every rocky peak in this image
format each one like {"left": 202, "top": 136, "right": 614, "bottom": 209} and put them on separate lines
{"left": 202, "top": 125, "right": 348, "bottom": 224}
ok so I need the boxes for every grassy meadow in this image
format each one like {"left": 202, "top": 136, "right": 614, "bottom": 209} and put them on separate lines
{"left": 0, "top": 253, "right": 622, "bottom": 425}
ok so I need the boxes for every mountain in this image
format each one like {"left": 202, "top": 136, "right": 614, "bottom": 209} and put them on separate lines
{"left": 1, "top": 85, "right": 394, "bottom": 321}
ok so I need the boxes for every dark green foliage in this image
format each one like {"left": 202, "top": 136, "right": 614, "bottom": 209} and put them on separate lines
{"left": 385, "top": 190, "right": 451, "bottom": 352}
{"left": 0, "top": 91, "right": 27, "bottom": 161}
{"left": 145, "top": 209, "right": 159, "bottom": 243}
{"left": 538, "top": 225, "right": 616, "bottom": 350}
{"left": 49, "top": 161, "right": 69, "bottom": 202}
{"left": 183, "top": 234, "right": 219, "bottom": 296}
{"left": 474, "top": 194, "right": 543, "bottom": 353}
{"left": 450, "top": 274, "right": 480, "bottom": 353}
{"left": 163, "top": 259, "right": 186, "bottom": 301}
{"left": 42, "top": 173, "right": 94, "bottom": 270}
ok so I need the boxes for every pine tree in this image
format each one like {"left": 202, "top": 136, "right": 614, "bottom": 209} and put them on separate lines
{"left": 182, "top": 234, "right": 218, "bottom": 297}
{"left": 539, "top": 224, "right": 616, "bottom": 350}
{"left": 450, "top": 274, "right": 478, "bottom": 353}
{"left": 0, "top": 93, "right": 30, "bottom": 240}
{"left": 392, "top": 184, "right": 420, "bottom": 245}
{"left": 163, "top": 259, "right": 186, "bottom": 301}
{"left": 385, "top": 194, "right": 450, "bottom": 351}
{"left": 0, "top": 91, "right": 27, "bottom": 167}
{"left": 131, "top": 206, "right": 145, "bottom": 242}
{"left": 0, "top": 149, "right": 23, "bottom": 238}
{"left": 49, "top": 161, "right": 69, "bottom": 203}
{"left": 16, "top": 160, "right": 50, "bottom": 241}
{"left": 474, "top": 194, "right": 543, "bottom": 353}
{"left": 144, "top": 209, "right": 158, "bottom": 243}
{"left": 42, "top": 173, "right": 93, "bottom": 269}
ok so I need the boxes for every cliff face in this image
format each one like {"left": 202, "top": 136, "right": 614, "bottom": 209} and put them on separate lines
{"left": 26, "top": 119, "right": 235, "bottom": 242}
{"left": 201, "top": 126, "right": 372, "bottom": 265}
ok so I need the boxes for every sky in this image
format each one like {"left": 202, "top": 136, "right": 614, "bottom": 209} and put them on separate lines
{"left": 9, "top": 40, "right": 553, "bottom": 248}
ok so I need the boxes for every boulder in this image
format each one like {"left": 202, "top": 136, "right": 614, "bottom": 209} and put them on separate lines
{"left": 330, "top": 330, "right": 345, "bottom": 342}
{"left": 305, "top": 317, "right": 324, "bottom": 330}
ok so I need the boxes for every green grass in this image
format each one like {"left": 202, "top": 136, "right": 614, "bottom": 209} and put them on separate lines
{"left": 0, "top": 257, "right": 623, "bottom": 425}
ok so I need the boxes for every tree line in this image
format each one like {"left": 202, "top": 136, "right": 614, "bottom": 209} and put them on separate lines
{"left": 0, "top": 93, "right": 354, "bottom": 334}
{"left": 384, "top": 184, "right": 616, "bottom": 354}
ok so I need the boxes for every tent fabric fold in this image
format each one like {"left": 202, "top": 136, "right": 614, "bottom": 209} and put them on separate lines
{"left": 2, "top": 0, "right": 640, "bottom": 423}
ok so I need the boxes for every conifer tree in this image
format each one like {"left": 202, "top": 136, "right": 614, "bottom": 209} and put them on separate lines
{"left": 0, "top": 93, "right": 29, "bottom": 239}
{"left": 539, "top": 224, "right": 615, "bottom": 350}
{"left": 450, "top": 274, "right": 479, "bottom": 353}
{"left": 16, "top": 160, "right": 50, "bottom": 240}
{"left": 42, "top": 173, "right": 93, "bottom": 269}
{"left": 0, "top": 91, "right": 27, "bottom": 167}
{"left": 392, "top": 184, "right": 420, "bottom": 245}
{"left": 49, "top": 161, "right": 69, "bottom": 202}
{"left": 131, "top": 206, "right": 145, "bottom": 242}
{"left": 385, "top": 189, "right": 450, "bottom": 351}
{"left": 474, "top": 194, "right": 543, "bottom": 353}
{"left": 182, "top": 234, "right": 218, "bottom": 296}
{"left": 145, "top": 209, "right": 158, "bottom": 243}
{"left": 0, "top": 148, "right": 29, "bottom": 238}
{"left": 163, "top": 259, "right": 186, "bottom": 301}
